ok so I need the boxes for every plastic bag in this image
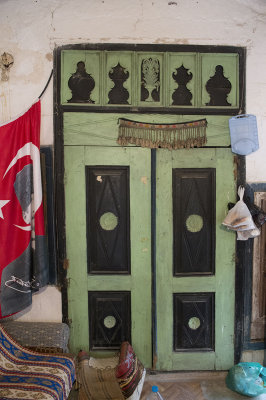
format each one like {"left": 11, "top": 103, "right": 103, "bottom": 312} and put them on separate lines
{"left": 228, "top": 199, "right": 266, "bottom": 227}
{"left": 226, "top": 362, "right": 266, "bottom": 397}
{"left": 237, "top": 227, "right": 260, "bottom": 241}
{"left": 246, "top": 199, "right": 266, "bottom": 227}
{"left": 223, "top": 187, "right": 257, "bottom": 232}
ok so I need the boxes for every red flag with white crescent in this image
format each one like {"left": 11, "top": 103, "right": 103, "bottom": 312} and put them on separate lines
{"left": 0, "top": 100, "right": 49, "bottom": 318}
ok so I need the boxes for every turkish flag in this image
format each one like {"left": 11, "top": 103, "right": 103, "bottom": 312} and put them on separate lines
{"left": 0, "top": 100, "right": 48, "bottom": 317}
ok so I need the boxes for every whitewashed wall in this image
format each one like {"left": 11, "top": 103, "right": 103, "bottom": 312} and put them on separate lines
{"left": 1, "top": 0, "right": 266, "bottom": 322}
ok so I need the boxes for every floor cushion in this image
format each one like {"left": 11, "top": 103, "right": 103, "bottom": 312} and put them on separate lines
{"left": 76, "top": 342, "right": 145, "bottom": 400}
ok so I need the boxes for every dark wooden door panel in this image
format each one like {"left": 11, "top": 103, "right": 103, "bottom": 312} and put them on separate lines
{"left": 173, "top": 292, "right": 215, "bottom": 351}
{"left": 86, "top": 166, "right": 130, "bottom": 274}
{"left": 88, "top": 291, "right": 131, "bottom": 350}
{"left": 173, "top": 169, "right": 216, "bottom": 275}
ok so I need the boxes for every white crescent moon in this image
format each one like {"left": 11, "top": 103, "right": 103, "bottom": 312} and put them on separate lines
{"left": 13, "top": 224, "right": 31, "bottom": 231}
{"left": 3, "top": 142, "right": 43, "bottom": 217}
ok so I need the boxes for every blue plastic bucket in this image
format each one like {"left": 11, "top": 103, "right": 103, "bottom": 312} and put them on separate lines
{"left": 229, "top": 114, "right": 259, "bottom": 155}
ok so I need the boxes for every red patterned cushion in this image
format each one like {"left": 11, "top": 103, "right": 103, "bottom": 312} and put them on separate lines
{"left": 116, "top": 342, "right": 144, "bottom": 399}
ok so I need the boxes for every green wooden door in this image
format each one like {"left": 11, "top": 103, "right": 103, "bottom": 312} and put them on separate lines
{"left": 156, "top": 148, "right": 236, "bottom": 370}
{"left": 64, "top": 146, "right": 152, "bottom": 367}
{"left": 64, "top": 144, "right": 235, "bottom": 370}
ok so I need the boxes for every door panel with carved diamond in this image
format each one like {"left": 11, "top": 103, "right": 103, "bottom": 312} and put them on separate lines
{"left": 86, "top": 166, "right": 130, "bottom": 274}
{"left": 173, "top": 168, "right": 215, "bottom": 276}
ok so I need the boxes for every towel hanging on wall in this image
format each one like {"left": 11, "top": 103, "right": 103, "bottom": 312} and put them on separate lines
{"left": 117, "top": 118, "right": 207, "bottom": 150}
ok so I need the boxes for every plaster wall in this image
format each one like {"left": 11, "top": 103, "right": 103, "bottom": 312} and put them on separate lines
{"left": 1, "top": 0, "right": 266, "bottom": 322}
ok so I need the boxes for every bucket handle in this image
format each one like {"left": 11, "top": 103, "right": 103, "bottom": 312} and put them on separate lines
{"left": 234, "top": 114, "right": 252, "bottom": 119}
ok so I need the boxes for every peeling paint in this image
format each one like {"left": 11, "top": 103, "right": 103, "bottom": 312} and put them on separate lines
{"left": 142, "top": 248, "right": 148, "bottom": 252}
{"left": 154, "top": 37, "right": 189, "bottom": 44}
{"left": 141, "top": 176, "right": 147, "bottom": 184}
{"left": 0, "top": 52, "right": 14, "bottom": 82}
{"left": 45, "top": 52, "right": 53, "bottom": 61}
{"left": 141, "top": 237, "right": 149, "bottom": 242}
{"left": 96, "top": 175, "right": 103, "bottom": 182}
{"left": 0, "top": 83, "right": 11, "bottom": 123}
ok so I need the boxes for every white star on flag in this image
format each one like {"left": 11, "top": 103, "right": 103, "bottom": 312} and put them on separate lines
{"left": 0, "top": 200, "right": 10, "bottom": 219}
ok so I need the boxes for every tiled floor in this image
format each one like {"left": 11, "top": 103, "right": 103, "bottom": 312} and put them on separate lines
{"left": 69, "top": 370, "right": 266, "bottom": 399}
{"left": 140, "top": 371, "right": 266, "bottom": 400}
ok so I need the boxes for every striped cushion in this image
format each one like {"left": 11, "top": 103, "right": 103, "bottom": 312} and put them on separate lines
{"left": 116, "top": 342, "right": 144, "bottom": 399}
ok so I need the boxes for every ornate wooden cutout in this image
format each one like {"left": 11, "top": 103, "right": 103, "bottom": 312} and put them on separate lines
{"left": 205, "top": 65, "right": 232, "bottom": 106}
{"left": 108, "top": 63, "right": 129, "bottom": 104}
{"left": 141, "top": 58, "right": 160, "bottom": 102}
{"left": 68, "top": 61, "right": 95, "bottom": 103}
{"left": 172, "top": 64, "right": 193, "bottom": 105}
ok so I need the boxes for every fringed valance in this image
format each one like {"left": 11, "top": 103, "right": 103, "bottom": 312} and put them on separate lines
{"left": 117, "top": 118, "right": 207, "bottom": 150}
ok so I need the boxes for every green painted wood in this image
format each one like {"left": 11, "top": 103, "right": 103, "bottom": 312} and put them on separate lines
{"left": 104, "top": 51, "right": 133, "bottom": 105}
{"left": 86, "top": 275, "right": 132, "bottom": 291}
{"left": 64, "top": 146, "right": 89, "bottom": 352}
{"left": 65, "top": 145, "right": 152, "bottom": 367}
{"left": 171, "top": 276, "right": 216, "bottom": 292}
{"left": 201, "top": 53, "right": 239, "bottom": 108}
{"left": 63, "top": 112, "right": 231, "bottom": 147}
{"left": 156, "top": 148, "right": 236, "bottom": 370}
{"left": 137, "top": 52, "right": 164, "bottom": 106}
{"left": 215, "top": 149, "right": 236, "bottom": 370}
{"left": 61, "top": 50, "right": 240, "bottom": 110}
{"left": 61, "top": 50, "right": 102, "bottom": 105}
{"left": 168, "top": 53, "right": 197, "bottom": 107}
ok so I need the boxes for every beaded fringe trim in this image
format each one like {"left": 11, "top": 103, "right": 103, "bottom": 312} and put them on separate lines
{"left": 117, "top": 118, "right": 207, "bottom": 150}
